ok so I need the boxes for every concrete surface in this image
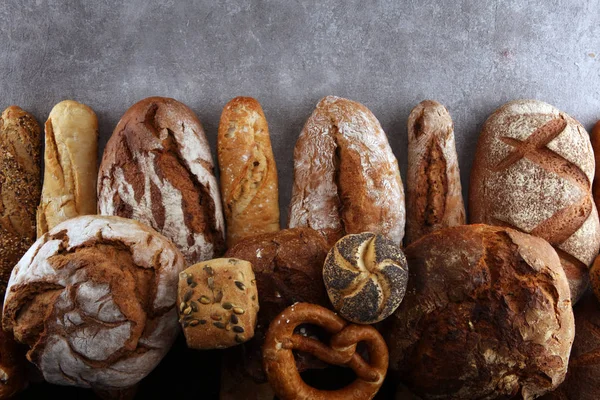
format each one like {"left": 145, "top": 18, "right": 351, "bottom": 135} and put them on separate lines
{"left": 1, "top": 0, "right": 599, "bottom": 223}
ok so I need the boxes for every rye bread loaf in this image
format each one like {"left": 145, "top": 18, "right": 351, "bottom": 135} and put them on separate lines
{"left": 539, "top": 291, "right": 600, "bottom": 400}
{"left": 384, "top": 224, "right": 574, "bottom": 400}
{"left": 406, "top": 100, "right": 465, "bottom": 244}
{"left": 98, "top": 97, "right": 225, "bottom": 264}
{"left": 288, "top": 96, "right": 405, "bottom": 247}
{"left": 218, "top": 97, "right": 280, "bottom": 247}
{"left": 2, "top": 215, "right": 185, "bottom": 391}
{"left": 37, "top": 100, "right": 98, "bottom": 237}
{"left": 223, "top": 228, "right": 330, "bottom": 383}
{"left": 469, "top": 99, "right": 600, "bottom": 303}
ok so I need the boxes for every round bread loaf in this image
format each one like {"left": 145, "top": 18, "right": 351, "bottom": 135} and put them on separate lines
{"left": 223, "top": 227, "right": 330, "bottom": 383}
{"left": 323, "top": 232, "right": 408, "bottom": 324}
{"left": 384, "top": 224, "right": 574, "bottom": 400}
{"left": 469, "top": 99, "right": 600, "bottom": 303}
{"left": 2, "top": 215, "right": 185, "bottom": 391}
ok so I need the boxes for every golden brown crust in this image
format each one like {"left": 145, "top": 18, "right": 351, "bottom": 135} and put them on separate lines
{"left": 37, "top": 100, "right": 98, "bottom": 238}
{"left": 384, "top": 224, "right": 574, "bottom": 400}
{"left": 406, "top": 100, "right": 465, "bottom": 244}
{"left": 262, "top": 302, "right": 388, "bottom": 400}
{"left": 218, "top": 97, "right": 280, "bottom": 247}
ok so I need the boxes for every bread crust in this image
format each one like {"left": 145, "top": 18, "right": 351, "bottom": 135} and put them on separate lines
{"left": 98, "top": 97, "right": 225, "bottom": 264}
{"left": 384, "top": 224, "right": 574, "bottom": 400}
{"left": 37, "top": 100, "right": 98, "bottom": 237}
{"left": 591, "top": 120, "right": 600, "bottom": 213}
{"left": 288, "top": 96, "right": 405, "bottom": 247}
{"left": 406, "top": 100, "right": 465, "bottom": 244}
{"left": 217, "top": 97, "right": 279, "bottom": 247}
{"left": 469, "top": 99, "right": 600, "bottom": 302}
{"left": 2, "top": 215, "right": 185, "bottom": 390}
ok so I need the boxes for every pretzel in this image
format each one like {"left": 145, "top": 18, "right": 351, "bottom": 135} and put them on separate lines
{"left": 262, "top": 302, "right": 388, "bottom": 400}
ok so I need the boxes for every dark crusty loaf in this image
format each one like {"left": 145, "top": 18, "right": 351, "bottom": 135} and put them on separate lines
{"left": 288, "top": 96, "right": 405, "bottom": 247}
{"left": 384, "top": 224, "right": 574, "bottom": 400}
{"left": 406, "top": 100, "right": 465, "bottom": 244}
{"left": 218, "top": 97, "right": 280, "bottom": 247}
{"left": 98, "top": 97, "right": 225, "bottom": 264}
{"left": 0, "top": 327, "right": 27, "bottom": 399}
{"left": 2, "top": 215, "right": 185, "bottom": 391}
{"left": 223, "top": 228, "right": 330, "bottom": 383}
{"left": 470, "top": 99, "right": 600, "bottom": 303}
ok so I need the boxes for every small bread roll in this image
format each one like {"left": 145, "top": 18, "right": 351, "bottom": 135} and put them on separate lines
{"left": 218, "top": 97, "right": 280, "bottom": 247}
{"left": 323, "top": 232, "right": 408, "bottom": 324}
{"left": 36, "top": 100, "right": 98, "bottom": 237}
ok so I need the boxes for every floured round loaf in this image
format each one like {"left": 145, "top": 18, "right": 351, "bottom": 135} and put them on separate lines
{"left": 469, "top": 99, "right": 600, "bottom": 302}
{"left": 2, "top": 215, "right": 185, "bottom": 390}
{"left": 98, "top": 96, "right": 225, "bottom": 264}
{"left": 384, "top": 224, "right": 574, "bottom": 400}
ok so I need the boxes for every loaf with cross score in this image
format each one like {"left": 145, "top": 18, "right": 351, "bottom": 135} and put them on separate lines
{"left": 469, "top": 99, "right": 600, "bottom": 303}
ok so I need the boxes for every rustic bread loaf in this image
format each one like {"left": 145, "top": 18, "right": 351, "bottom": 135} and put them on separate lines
{"left": 323, "top": 232, "right": 408, "bottom": 324}
{"left": 288, "top": 96, "right": 405, "bottom": 247}
{"left": 469, "top": 99, "right": 600, "bottom": 302}
{"left": 223, "top": 228, "right": 330, "bottom": 383}
{"left": 2, "top": 215, "right": 185, "bottom": 391}
{"left": 98, "top": 96, "right": 225, "bottom": 264}
{"left": 0, "top": 327, "right": 26, "bottom": 399}
{"left": 539, "top": 291, "right": 600, "bottom": 400}
{"left": 177, "top": 258, "right": 258, "bottom": 349}
{"left": 218, "top": 97, "right": 280, "bottom": 247}
{"left": 591, "top": 120, "right": 600, "bottom": 213}
{"left": 37, "top": 100, "right": 97, "bottom": 237}
{"left": 406, "top": 100, "right": 465, "bottom": 244}
{"left": 384, "top": 224, "right": 574, "bottom": 400}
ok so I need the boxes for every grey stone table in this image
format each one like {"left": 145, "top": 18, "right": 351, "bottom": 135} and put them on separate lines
{"left": 2, "top": 0, "right": 599, "bottom": 398}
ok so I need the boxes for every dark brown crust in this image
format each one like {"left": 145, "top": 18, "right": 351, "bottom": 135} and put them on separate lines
{"left": 223, "top": 228, "right": 330, "bottom": 383}
{"left": 383, "top": 224, "right": 574, "bottom": 400}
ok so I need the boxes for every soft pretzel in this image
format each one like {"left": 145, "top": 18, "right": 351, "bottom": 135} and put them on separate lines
{"left": 262, "top": 302, "right": 388, "bottom": 400}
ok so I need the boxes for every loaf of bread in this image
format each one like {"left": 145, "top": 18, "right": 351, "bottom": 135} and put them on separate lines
{"left": 406, "top": 100, "right": 465, "bottom": 244}
{"left": 218, "top": 97, "right": 279, "bottom": 247}
{"left": 288, "top": 96, "right": 405, "bottom": 247}
{"left": 36, "top": 100, "right": 97, "bottom": 237}
{"left": 0, "top": 328, "right": 26, "bottom": 399}
{"left": 591, "top": 120, "right": 600, "bottom": 212}
{"left": 223, "top": 228, "right": 330, "bottom": 383}
{"left": 384, "top": 224, "right": 574, "bottom": 400}
{"left": 323, "top": 232, "right": 408, "bottom": 324}
{"left": 470, "top": 99, "right": 600, "bottom": 302}
{"left": 177, "top": 258, "right": 259, "bottom": 349}
{"left": 2, "top": 215, "right": 185, "bottom": 391}
{"left": 98, "top": 97, "right": 225, "bottom": 264}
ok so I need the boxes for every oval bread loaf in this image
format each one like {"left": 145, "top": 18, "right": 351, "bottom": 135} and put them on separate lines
{"left": 406, "top": 100, "right": 465, "bottom": 244}
{"left": 469, "top": 99, "right": 600, "bottom": 302}
{"left": 98, "top": 97, "right": 225, "bottom": 264}
{"left": 288, "top": 96, "right": 405, "bottom": 247}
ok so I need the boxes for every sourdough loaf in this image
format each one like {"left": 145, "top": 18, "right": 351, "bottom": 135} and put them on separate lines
{"left": 384, "top": 224, "right": 574, "bottom": 400}
{"left": 98, "top": 97, "right": 225, "bottom": 264}
{"left": 218, "top": 97, "right": 280, "bottom": 247}
{"left": 406, "top": 100, "right": 465, "bottom": 244}
{"left": 288, "top": 96, "right": 405, "bottom": 247}
{"left": 470, "top": 99, "right": 600, "bottom": 302}
{"left": 37, "top": 100, "right": 97, "bottom": 237}
{"left": 2, "top": 215, "right": 185, "bottom": 390}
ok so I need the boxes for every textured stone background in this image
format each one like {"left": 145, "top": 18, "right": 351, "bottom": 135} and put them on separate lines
{"left": 2, "top": 1, "right": 600, "bottom": 398}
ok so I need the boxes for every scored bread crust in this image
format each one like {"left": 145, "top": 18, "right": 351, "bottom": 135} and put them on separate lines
{"left": 384, "top": 224, "right": 574, "bottom": 400}
{"left": 406, "top": 100, "right": 465, "bottom": 244}
{"left": 288, "top": 96, "right": 405, "bottom": 247}
{"left": 469, "top": 99, "right": 600, "bottom": 302}
{"left": 2, "top": 215, "right": 185, "bottom": 390}
{"left": 98, "top": 97, "right": 225, "bottom": 264}
{"left": 217, "top": 97, "right": 279, "bottom": 247}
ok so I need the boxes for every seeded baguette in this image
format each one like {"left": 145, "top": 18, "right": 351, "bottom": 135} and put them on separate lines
{"left": 406, "top": 100, "right": 465, "bottom": 244}
{"left": 37, "top": 100, "right": 98, "bottom": 237}
{"left": 218, "top": 97, "right": 280, "bottom": 247}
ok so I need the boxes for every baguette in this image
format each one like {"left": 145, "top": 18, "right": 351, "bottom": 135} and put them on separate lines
{"left": 217, "top": 97, "right": 279, "bottom": 247}
{"left": 406, "top": 100, "right": 465, "bottom": 244}
{"left": 288, "top": 96, "right": 405, "bottom": 247}
{"left": 36, "top": 100, "right": 98, "bottom": 237}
